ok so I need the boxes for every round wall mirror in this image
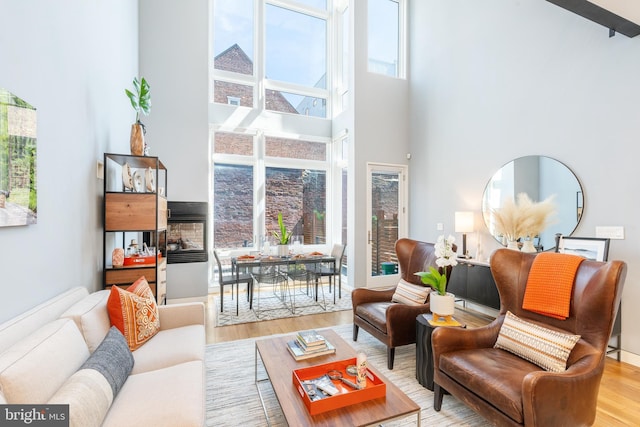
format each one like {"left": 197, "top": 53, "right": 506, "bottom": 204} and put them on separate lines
{"left": 482, "top": 156, "right": 583, "bottom": 251}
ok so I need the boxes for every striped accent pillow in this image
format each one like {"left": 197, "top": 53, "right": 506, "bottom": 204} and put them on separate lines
{"left": 391, "top": 279, "right": 430, "bottom": 306}
{"left": 495, "top": 311, "right": 580, "bottom": 372}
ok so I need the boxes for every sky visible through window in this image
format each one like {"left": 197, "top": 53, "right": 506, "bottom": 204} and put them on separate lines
{"left": 213, "top": 0, "right": 254, "bottom": 60}
{"left": 214, "top": 0, "right": 326, "bottom": 92}
{"left": 368, "top": 0, "right": 399, "bottom": 77}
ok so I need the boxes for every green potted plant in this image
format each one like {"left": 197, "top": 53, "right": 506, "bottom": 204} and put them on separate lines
{"left": 415, "top": 234, "right": 458, "bottom": 322}
{"left": 125, "top": 77, "right": 151, "bottom": 156}
{"left": 272, "top": 212, "right": 292, "bottom": 256}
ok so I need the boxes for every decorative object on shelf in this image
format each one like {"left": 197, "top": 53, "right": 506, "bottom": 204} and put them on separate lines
{"left": 122, "top": 162, "right": 133, "bottom": 191}
{"left": 559, "top": 236, "right": 610, "bottom": 262}
{"left": 491, "top": 193, "right": 556, "bottom": 251}
{"left": 273, "top": 212, "right": 292, "bottom": 257}
{"left": 125, "top": 77, "right": 151, "bottom": 156}
{"left": 145, "top": 167, "right": 155, "bottom": 192}
{"left": 506, "top": 240, "right": 520, "bottom": 251}
{"left": 112, "top": 248, "right": 124, "bottom": 267}
{"left": 454, "top": 211, "right": 474, "bottom": 258}
{"left": 415, "top": 235, "right": 458, "bottom": 322}
{"left": 132, "top": 170, "right": 145, "bottom": 193}
{"left": 127, "top": 239, "right": 139, "bottom": 256}
{"left": 129, "top": 123, "right": 144, "bottom": 156}
{"left": 521, "top": 238, "right": 537, "bottom": 253}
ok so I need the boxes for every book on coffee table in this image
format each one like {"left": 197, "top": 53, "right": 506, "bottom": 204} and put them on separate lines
{"left": 287, "top": 339, "right": 336, "bottom": 361}
{"left": 297, "top": 329, "right": 326, "bottom": 347}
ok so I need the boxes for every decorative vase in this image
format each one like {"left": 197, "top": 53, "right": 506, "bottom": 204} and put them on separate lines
{"left": 277, "top": 244, "right": 289, "bottom": 257}
{"left": 130, "top": 123, "right": 145, "bottom": 156}
{"left": 521, "top": 239, "right": 537, "bottom": 253}
{"left": 430, "top": 292, "right": 455, "bottom": 322}
{"left": 112, "top": 248, "right": 125, "bottom": 267}
{"left": 507, "top": 240, "right": 520, "bottom": 251}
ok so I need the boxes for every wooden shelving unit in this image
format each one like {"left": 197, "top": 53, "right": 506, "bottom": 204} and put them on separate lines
{"left": 102, "top": 153, "right": 168, "bottom": 303}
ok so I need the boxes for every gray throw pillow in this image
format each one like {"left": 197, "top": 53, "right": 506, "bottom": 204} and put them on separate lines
{"left": 81, "top": 326, "right": 134, "bottom": 397}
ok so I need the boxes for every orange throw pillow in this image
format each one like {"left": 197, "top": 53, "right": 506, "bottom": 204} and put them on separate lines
{"left": 107, "top": 277, "right": 160, "bottom": 351}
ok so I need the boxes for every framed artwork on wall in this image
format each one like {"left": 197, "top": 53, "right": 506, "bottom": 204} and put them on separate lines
{"left": 0, "top": 88, "right": 38, "bottom": 227}
{"left": 559, "top": 236, "right": 610, "bottom": 262}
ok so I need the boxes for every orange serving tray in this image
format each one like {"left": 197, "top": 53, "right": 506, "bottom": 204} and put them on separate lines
{"left": 292, "top": 358, "right": 386, "bottom": 416}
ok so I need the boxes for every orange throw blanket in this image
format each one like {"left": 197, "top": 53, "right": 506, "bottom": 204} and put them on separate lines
{"left": 522, "top": 252, "right": 584, "bottom": 320}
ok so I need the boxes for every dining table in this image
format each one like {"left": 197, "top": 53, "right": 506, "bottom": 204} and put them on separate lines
{"left": 231, "top": 252, "right": 339, "bottom": 312}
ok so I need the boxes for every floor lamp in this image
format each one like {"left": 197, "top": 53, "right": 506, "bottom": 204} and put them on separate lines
{"left": 455, "top": 211, "right": 474, "bottom": 259}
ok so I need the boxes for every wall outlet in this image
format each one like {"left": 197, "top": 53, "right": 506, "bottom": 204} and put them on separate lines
{"left": 436, "top": 222, "right": 444, "bottom": 231}
{"left": 595, "top": 226, "right": 624, "bottom": 239}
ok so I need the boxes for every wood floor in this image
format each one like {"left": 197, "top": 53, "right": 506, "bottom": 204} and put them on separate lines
{"left": 205, "top": 299, "right": 640, "bottom": 426}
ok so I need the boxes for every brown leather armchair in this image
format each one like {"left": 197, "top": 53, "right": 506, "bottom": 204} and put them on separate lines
{"left": 352, "top": 238, "right": 454, "bottom": 369}
{"left": 432, "top": 248, "right": 626, "bottom": 426}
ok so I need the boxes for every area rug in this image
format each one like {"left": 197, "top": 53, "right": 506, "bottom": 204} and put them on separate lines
{"left": 215, "top": 283, "right": 353, "bottom": 327}
{"left": 205, "top": 323, "right": 490, "bottom": 426}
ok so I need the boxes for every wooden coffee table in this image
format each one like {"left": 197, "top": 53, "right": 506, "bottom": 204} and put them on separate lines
{"left": 254, "top": 329, "right": 421, "bottom": 426}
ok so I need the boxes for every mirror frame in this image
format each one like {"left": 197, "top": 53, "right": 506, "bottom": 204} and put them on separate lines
{"left": 482, "top": 155, "right": 583, "bottom": 251}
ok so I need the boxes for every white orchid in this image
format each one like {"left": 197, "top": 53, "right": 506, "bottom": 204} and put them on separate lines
{"left": 434, "top": 235, "right": 458, "bottom": 268}
{"left": 415, "top": 235, "right": 458, "bottom": 296}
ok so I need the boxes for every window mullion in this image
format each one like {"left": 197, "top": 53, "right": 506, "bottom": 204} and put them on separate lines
{"left": 255, "top": 0, "right": 265, "bottom": 111}
{"left": 255, "top": 130, "right": 266, "bottom": 245}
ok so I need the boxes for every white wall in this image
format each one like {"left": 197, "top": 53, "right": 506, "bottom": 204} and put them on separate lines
{"left": 138, "top": 0, "right": 210, "bottom": 299}
{"left": 350, "top": 1, "right": 410, "bottom": 289}
{"left": 0, "top": 0, "right": 137, "bottom": 323}
{"left": 408, "top": 0, "right": 640, "bottom": 361}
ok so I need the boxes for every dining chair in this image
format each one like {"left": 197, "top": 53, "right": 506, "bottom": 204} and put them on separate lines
{"left": 251, "top": 259, "right": 292, "bottom": 318}
{"left": 285, "top": 258, "right": 326, "bottom": 313}
{"left": 315, "top": 243, "right": 345, "bottom": 303}
{"left": 213, "top": 249, "right": 253, "bottom": 315}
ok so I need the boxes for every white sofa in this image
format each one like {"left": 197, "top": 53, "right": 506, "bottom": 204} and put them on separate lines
{"left": 0, "top": 287, "right": 205, "bottom": 427}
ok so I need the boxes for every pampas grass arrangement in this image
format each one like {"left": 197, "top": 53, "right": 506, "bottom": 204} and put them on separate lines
{"left": 491, "top": 193, "right": 556, "bottom": 244}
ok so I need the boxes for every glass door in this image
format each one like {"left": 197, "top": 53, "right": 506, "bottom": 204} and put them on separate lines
{"left": 366, "top": 163, "right": 407, "bottom": 288}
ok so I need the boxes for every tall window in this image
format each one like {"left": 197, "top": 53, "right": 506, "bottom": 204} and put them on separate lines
{"left": 212, "top": 0, "right": 338, "bottom": 251}
{"left": 213, "top": 132, "right": 328, "bottom": 249}
{"left": 213, "top": 0, "right": 330, "bottom": 118}
{"left": 368, "top": 0, "right": 405, "bottom": 78}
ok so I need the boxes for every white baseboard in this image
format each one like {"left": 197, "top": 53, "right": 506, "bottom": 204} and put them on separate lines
{"left": 609, "top": 350, "right": 640, "bottom": 368}
{"left": 166, "top": 296, "right": 208, "bottom": 305}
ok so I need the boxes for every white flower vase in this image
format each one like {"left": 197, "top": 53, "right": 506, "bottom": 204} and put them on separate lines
{"left": 521, "top": 239, "right": 537, "bottom": 253}
{"left": 506, "top": 240, "right": 520, "bottom": 251}
{"left": 430, "top": 292, "right": 455, "bottom": 323}
{"left": 277, "top": 244, "right": 289, "bottom": 257}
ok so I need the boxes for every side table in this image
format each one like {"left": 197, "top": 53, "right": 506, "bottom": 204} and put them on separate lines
{"left": 416, "top": 313, "right": 466, "bottom": 391}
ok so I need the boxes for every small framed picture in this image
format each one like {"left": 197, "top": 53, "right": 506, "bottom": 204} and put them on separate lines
{"left": 559, "top": 237, "right": 610, "bottom": 262}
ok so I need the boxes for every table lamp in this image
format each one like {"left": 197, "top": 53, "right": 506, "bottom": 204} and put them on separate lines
{"left": 455, "top": 211, "right": 474, "bottom": 258}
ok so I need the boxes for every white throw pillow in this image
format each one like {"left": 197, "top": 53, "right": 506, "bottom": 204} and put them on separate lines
{"left": 494, "top": 311, "right": 580, "bottom": 372}
{"left": 0, "top": 319, "right": 89, "bottom": 403}
{"left": 391, "top": 279, "right": 430, "bottom": 306}
{"left": 60, "top": 290, "right": 111, "bottom": 353}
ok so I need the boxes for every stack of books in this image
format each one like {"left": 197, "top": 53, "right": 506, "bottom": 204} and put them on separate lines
{"left": 287, "top": 329, "right": 336, "bottom": 361}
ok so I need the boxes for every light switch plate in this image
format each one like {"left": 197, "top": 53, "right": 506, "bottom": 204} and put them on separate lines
{"left": 595, "top": 226, "right": 624, "bottom": 239}
{"left": 436, "top": 223, "right": 444, "bottom": 231}
{"left": 97, "top": 160, "right": 104, "bottom": 179}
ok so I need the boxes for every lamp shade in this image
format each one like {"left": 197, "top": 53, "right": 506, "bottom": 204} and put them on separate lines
{"left": 455, "top": 211, "right": 474, "bottom": 233}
